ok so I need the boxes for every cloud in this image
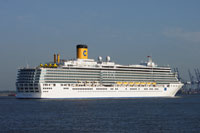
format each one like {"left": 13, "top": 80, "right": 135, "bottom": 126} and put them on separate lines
{"left": 163, "top": 28, "right": 200, "bottom": 43}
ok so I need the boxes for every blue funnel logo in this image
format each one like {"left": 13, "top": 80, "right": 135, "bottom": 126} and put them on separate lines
{"left": 83, "top": 50, "right": 87, "bottom": 56}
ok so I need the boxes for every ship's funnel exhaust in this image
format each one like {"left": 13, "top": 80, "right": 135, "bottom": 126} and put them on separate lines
{"left": 77, "top": 44, "right": 88, "bottom": 59}
{"left": 54, "top": 54, "right": 57, "bottom": 63}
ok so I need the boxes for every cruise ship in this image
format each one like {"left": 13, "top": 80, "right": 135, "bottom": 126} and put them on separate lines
{"left": 16, "top": 44, "right": 183, "bottom": 98}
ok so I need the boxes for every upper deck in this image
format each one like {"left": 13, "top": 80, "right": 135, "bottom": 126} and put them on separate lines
{"left": 16, "top": 44, "right": 179, "bottom": 85}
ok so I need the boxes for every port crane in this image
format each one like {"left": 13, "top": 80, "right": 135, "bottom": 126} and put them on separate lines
{"left": 194, "top": 68, "right": 200, "bottom": 89}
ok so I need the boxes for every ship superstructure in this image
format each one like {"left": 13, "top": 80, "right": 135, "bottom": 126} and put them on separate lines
{"left": 16, "top": 45, "right": 183, "bottom": 98}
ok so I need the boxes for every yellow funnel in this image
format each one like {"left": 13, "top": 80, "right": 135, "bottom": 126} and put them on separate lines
{"left": 77, "top": 44, "right": 88, "bottom": 59}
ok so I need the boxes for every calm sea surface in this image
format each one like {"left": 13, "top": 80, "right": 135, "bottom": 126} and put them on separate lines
{"left": 0, "top": 95, "right": 200, "bottom": 133}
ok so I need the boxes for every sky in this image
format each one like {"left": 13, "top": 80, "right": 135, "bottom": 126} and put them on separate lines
{"left": 0, "top": 0, "right": 200, "bottom": 90}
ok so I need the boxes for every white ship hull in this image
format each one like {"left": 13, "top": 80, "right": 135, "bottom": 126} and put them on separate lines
{"left": 16, "top": 83, "right": 183, "bottom": 99}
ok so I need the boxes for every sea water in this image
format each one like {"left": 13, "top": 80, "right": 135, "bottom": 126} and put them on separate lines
{"left": 0, "top": 95, "right": 200, "bottom": 132}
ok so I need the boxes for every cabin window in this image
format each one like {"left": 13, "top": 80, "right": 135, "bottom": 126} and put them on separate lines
{"left": 130, "top": 88, "right": 137, "bottom": 90}
{"left": 96, "top": 88, "right": 107, "bottom": 90}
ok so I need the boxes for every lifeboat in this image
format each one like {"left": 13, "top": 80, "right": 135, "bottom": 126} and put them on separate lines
{"left": 147, "top": 82, "right": 152, "bottom": 85}
{"left": 53, "top": 64, "right": 57, "bottom": 67}
{"left": 123, "top": 82, "right": 128, "bottom": 85}
{"left": 129, "top": 82, "right": 134, "bottom": 85}
{"left": 152, "top": 82, "right": 157, "bottom": 85}
{"left": 140, "top": 82, "right": 146, "bottom": 85}
{"left": 135, "top": 82, "right": 140, "bottom": 85}
{"left": 116, "top": 82, "right": 122, "bottom": 85}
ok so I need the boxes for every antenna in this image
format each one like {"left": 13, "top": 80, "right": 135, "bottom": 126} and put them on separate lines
{"left": 194, "top": 68, "right": 200, "bottom": 89}
{"left": 25, "top": 57, "right": 29, "bottom": 68}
